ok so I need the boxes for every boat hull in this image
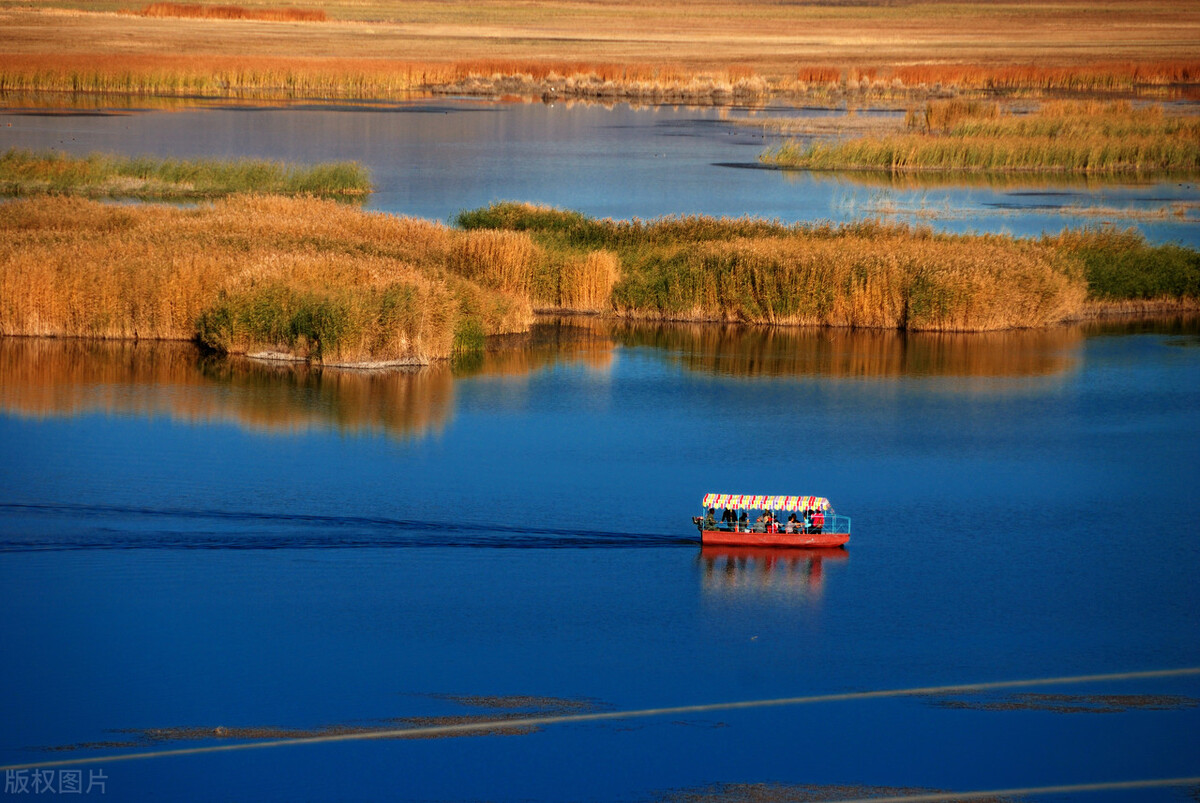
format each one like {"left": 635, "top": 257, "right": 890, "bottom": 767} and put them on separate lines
{"left": 700, "top": 528, "right": 849, "bottom": 548}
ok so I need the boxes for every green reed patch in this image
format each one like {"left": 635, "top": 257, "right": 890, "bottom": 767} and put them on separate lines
{"left": 0, "top": 149, "right": 371, "bottom": 200}
{"left": 197, "top": 286, "right": 357, "bottom": 360}
{"left": 1045, "top": 228, "right": 1200, "bottom": 301}
{"left": 451, "top": 315, "right": 487, "bottom": 355}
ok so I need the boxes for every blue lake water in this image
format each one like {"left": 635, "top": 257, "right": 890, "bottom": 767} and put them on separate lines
{"left": 1, "top": 98, "right": 1198, "bottom": 246}
{"left": 0, "top": 319, "right": 1198, "bottom": 801}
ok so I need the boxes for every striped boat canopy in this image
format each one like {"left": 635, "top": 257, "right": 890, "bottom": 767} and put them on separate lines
{"left": 702, "top": 494, "right": 830, "bottom": 512}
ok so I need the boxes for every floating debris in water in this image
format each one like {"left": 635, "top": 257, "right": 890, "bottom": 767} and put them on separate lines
{"left": 652, "top": 781, "right": 1017, "bottom": 803}
{"left": 34, "top": 693, "right": 610, "bottom": 752}
{"left": 923, "top": 692, "right": 1198, "bottom": 715}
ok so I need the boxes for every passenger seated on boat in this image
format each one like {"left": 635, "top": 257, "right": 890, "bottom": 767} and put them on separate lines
{"left": 721, "top": 506, "right": 736, "bottom": 530}
{"left": 738, "top": 510, "right": 748, "bottom": 531}
{"left": 766, "top": 513, "right": 780, "bottom": 534}
{"left": 751, "top": 514, "right": 767, "bottom": 533}
{"left": 704, "top": 508, "right": 716, "bottom": 530}
{"left": 785, "top": 513, "right": 799, "bottom": 533}
{"left": 812, "top": 509, "right": 825, "bottom": 534}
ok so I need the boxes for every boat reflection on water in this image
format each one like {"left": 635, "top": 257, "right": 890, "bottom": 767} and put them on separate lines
{"left": 699, "top": 545, "right": 848, "bottom": 601}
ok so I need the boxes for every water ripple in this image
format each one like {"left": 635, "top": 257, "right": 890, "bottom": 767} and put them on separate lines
{"left": 0, "top": 502, "right": 694, "bottom": 552}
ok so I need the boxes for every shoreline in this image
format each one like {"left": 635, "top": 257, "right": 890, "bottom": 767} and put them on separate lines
{"left": 1, "top": 78, "right": 1198, "bottom": 111}
{"left": 2, "top": 302, "right": 1196, "bottom": 369}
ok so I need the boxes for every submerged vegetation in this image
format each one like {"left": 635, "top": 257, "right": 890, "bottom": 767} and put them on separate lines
{"left": 763, "top": 100, "right": 1200, "bottom": 176}
{"left": 1, "top": 198, "right": 1196, "bottom": 365}
{"left": 0, "top": 149, "right": 371, "bottom": 200}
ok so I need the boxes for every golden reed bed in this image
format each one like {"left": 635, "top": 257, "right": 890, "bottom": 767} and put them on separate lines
{"left": 0, "top": 196, "right": 536, "bottom": 363}
{"left": 0, "top": 195, "right": 1100, "bottom": 368}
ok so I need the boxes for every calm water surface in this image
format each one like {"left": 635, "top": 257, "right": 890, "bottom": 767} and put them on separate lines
{"left": 1, "top": 319, "right": 1198, "bottom": 801}
{"left": 2, "top": 99, "right": 1198, "bottom": 246}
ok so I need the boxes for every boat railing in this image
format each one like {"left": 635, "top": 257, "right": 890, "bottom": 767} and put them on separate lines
{"left": 700, "top": 514, "right": 851, "bottom": 534}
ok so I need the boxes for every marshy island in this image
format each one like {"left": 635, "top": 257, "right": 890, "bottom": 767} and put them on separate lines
{"left": 1, "top": 188, "right": 1197, "bottom": 366}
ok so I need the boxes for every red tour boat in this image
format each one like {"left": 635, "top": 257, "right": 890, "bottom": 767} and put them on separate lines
{"left": 693, "top": 493, "right": 850, "bottom": 548}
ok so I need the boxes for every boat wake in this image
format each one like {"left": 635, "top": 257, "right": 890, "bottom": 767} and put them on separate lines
{"left": 0, "top": 502, "right": 694, "bottom": 552}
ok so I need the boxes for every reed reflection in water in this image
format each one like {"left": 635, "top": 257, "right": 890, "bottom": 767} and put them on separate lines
{"left": 462, "top": 320, "right": 616, "bottom": 379}
{"left": 598, "top": 319, "right": 1083, "bottom": 382}
{"left": 0, "top": 338, "right": 454, "bottom": 441}
{"left": 4, "top": 318, "right": 1180, "bottom": 440}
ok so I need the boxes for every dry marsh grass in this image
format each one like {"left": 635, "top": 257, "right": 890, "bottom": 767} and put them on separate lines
{"left": 0, "top": 54, "right": 439, "bottom": 100}
{"left": 0, "top": 195, "right": 533, "bottom": 363}
{"left": 608, "top": 235, "right": 1084, "bottom": 331}
{"left": 448, "top": 229, "right": 538, "bottom": 298}
{"left": 764, "top": 100, "right": 1200, "bottom": 175}
{"left": 460, "top": 204, "right": 1090, "bottom": 332}
{"left": 848, "top": 61, "right": 1200, "bottom": 94}
{"left": 0, "top": 53, "right": 771, "bottom": 104}
{"left": 3, "top": 53, "right": 1196, "bottom": 104}
{"left": 139, "top": 3, "right": 325, "bottom": 22}
{"left": 558, "top": 251, "right": 620, "bottom": 313}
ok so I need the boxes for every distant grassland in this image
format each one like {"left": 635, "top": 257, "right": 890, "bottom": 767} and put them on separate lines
{"left": 3, "top": 198, "right": 1196, "bottom": 365}
{"left": 763, "top": 100, "right": 1200, "bottom": 175}
{"left": 1, "top": 1, "right": 1198, "bottom": 103}
{"left": 0, "top": 149, "right": 371, "bottom": 200}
